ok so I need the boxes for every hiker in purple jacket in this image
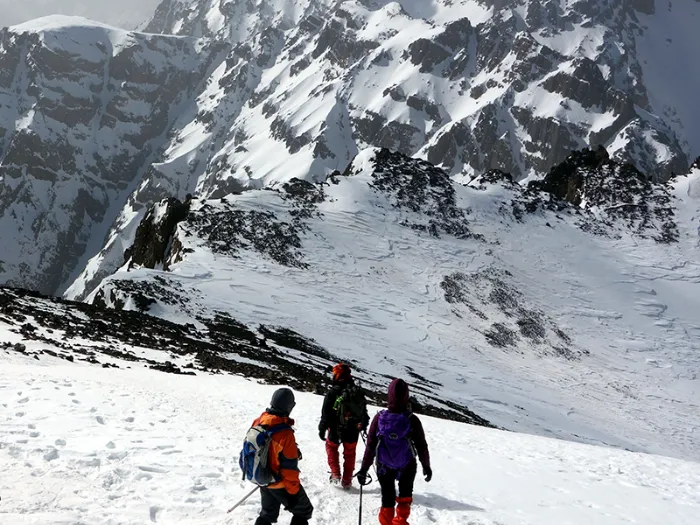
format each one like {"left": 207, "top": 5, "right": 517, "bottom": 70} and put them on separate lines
{"left": 356, "top": 378, "right": 431, "bottom": 525}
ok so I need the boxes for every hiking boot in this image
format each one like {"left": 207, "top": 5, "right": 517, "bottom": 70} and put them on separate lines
{"left": 378, "top": 507, "right": 395, "bottom": 525}
{"left": 329, "top": 474, "right": 341, "bottom": 485}
{"left": 393, "top": 497, "right": 412, "bottom": 525}
{"left": 341, "top": 480, "right": 352, "bottom": 490}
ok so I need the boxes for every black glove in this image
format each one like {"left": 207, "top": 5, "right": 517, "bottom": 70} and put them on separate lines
{"left": 297, "top": 448, "right": 303, "bottom": 460}
{"left": 356, "top": 469, "right": 369, "bottom": 486}
{"left": 423, "top": 466, "right": 432, "bottom": 483}
{"left": 319, "top": 428, "right": 326, "bottom": 441}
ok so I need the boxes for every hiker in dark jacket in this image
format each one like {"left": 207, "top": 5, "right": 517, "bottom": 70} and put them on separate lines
{"left": 356, "top": 378, "right": 431, "bottom": 525}
{"left": 254, "top": 388, "right": 313, "bottom": 525}
{"left": 318, "top": 363, "right": 370, "bottom": 488}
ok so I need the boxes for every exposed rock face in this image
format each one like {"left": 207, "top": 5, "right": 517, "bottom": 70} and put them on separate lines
{"left": 522, "top": 147, "right": 679, "bottom": 243}
{"left": 124, "top": 196, "right": 192, "bottom": 270}
{"left": 441, "top": 268, "right": 583, "bottom": 360}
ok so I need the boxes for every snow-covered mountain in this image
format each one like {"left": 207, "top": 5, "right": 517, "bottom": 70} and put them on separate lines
{"left": 76, "top": 147, "right": 700, "bottom": 462}
{"left": 2, "top": 351, "right": 699, "bottom": 525}
{"left": 2, "top": 0, "right": 700, "bottom": 295}
{"left": 0, "top": 17, "right": 227, "bottom": 294}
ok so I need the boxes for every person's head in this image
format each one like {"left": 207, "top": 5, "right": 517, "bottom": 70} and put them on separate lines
{"left": 387, "top": 378, "right": 410, "bottom": 413}
{"left": 267, "top": 387, "right": 296, "bottom": 417}
{"left": 332, "top": 363, "right": 352, "bottom": 383}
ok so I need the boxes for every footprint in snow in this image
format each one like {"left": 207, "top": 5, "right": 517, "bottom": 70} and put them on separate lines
{"left": 96, "top": 416, "right": 105, "bottom": 425}
{"left": 138, "top": 465, "right": 169, "bottom": 474}
{"left": 150, "top": 506, "right": 162, "bottom": 522}
{"left": 55, "top": 439, "right": 67, "bottom": 446}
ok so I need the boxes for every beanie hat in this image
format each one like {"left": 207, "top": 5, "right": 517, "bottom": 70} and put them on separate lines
{"left": 332, "top": 363, "right": 352, "bottom": 382}
{"left": 268, "top": 387, "right": 296, "bottom": 416}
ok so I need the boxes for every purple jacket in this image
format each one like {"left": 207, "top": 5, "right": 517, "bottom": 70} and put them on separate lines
{"left": 360, "top": 379, "right": 431, "bottom": 472}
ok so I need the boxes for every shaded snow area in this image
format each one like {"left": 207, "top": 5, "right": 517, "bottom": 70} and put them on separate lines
{"left": 0, "top": 0, "right": 160, "bottom": 30}
{"left": 1, "top": 352, "right": 699, "bottom": 525}
{"left": 92, "top": 149, "right": 700, "bottom": 463}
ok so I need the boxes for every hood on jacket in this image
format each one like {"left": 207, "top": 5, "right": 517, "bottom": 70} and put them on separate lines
{"left": 256, "top": 412, "right": 295, "bottom": 427}
{"left": 387, "top": 378, "right": 409, "bottom": 413}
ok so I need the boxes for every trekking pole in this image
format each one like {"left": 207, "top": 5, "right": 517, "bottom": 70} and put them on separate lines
{"left": 227, "top": 486, "right": 260, "bottom": 513}
{"left": 358, "top": 482, "right": 363, "bottom": 525}
{"left": 356, "top": 472, "right": 372, "bottom": 525}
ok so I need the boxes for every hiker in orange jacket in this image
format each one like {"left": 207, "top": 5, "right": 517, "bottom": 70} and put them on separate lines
{"left": 253, "top": 388, "right": 314, "bottom": 525}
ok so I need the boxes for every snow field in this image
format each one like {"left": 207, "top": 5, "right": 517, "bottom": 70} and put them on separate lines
{"left": 1, "top": 353, "right": 699, "bottom": 525}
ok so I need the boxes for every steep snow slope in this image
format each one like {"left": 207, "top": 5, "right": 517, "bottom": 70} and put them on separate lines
{"left": 90, "top": 149, "right": 700, "bottom": 462}
{"left": 0, "top": 16, "right": 227, "bottom": 294}
{"left": 1, "top": 351, "right": 699, "bottom": 525}
{"left": 0, "top": 0, "right": 161, "bottom": 30}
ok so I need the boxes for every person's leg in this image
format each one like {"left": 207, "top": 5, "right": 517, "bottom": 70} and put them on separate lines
{"left": 325, "top": 435, "right": 341, "bottom": 482}
{"left": 394, "top": 462, "right": 417, "bottom": 525}
{"left": 341, "top": 441, "right": 357, "bottom": 487}
{"left": 377, "top": 469, "right": 398, "bottom": 525}
{"left": 256, "top": 487, "right": 281, "bottom": 525}
{"left": 285, "top": 486, "right": 314, "bottom": 525}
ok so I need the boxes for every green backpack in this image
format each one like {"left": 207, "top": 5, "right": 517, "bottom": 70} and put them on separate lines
{"left": 333, "top": 384, "right": 365, "bottom": 430}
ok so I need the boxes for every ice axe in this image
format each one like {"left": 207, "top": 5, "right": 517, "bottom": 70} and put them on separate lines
{"left": 227, "top": 486, "right": 260, "bottom": 514}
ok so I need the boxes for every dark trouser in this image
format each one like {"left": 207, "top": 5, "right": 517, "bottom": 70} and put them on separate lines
{"left": 377, "top": 460, "right": 417, "bottom": 508}
{"left": 255, "top": 486, "right": 313, "bottom": 525}
{"left": 327, "top": 425, "right": 361, "bottom": 445}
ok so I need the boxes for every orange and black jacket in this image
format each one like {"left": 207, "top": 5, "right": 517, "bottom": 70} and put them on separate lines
{"left": 252, "top": 412, "right": 301, "bottom": 494}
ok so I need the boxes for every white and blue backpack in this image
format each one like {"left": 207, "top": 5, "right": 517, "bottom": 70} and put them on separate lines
{"left": 239, "top": 423, "right": 290, "bottom": 486}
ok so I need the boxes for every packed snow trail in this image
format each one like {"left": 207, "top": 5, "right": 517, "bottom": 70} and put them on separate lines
{"left": 1, "top": 353, "right": 699, "bottom": 525}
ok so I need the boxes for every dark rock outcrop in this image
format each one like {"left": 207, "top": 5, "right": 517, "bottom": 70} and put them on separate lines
{"left": 124, "top": 196, "right": 192, "bottom": 270}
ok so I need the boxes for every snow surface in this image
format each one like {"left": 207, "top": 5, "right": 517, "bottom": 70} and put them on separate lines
{"left": 92, "top": 150, "right": 700, "bottom": 463}
{"left": 0, "top": 0, "right": 161, "bottom": 31}
{"left": 1, "top": 350, "right": 699, "bottom": 525}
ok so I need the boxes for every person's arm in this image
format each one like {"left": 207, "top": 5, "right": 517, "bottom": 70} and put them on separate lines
{"left": 410, "top": 414, "right": 431, "bottom": 478}
{"left": 277, "top": 431, "right": 301, "bottom": 495}
{"left": 318, "top": 391, "right": 335, "bottom": 437}
{"left": 359, "top": 413, "right": 380, "bottom": 473}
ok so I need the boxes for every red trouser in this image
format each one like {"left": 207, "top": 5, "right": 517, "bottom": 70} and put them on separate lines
{"left": 325, "top": 440, "right": 357, "bottom": 485}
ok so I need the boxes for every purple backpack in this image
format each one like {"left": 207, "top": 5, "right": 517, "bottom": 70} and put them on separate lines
{"left": 375, "top": 411, "right": 417, "bottom": 470}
